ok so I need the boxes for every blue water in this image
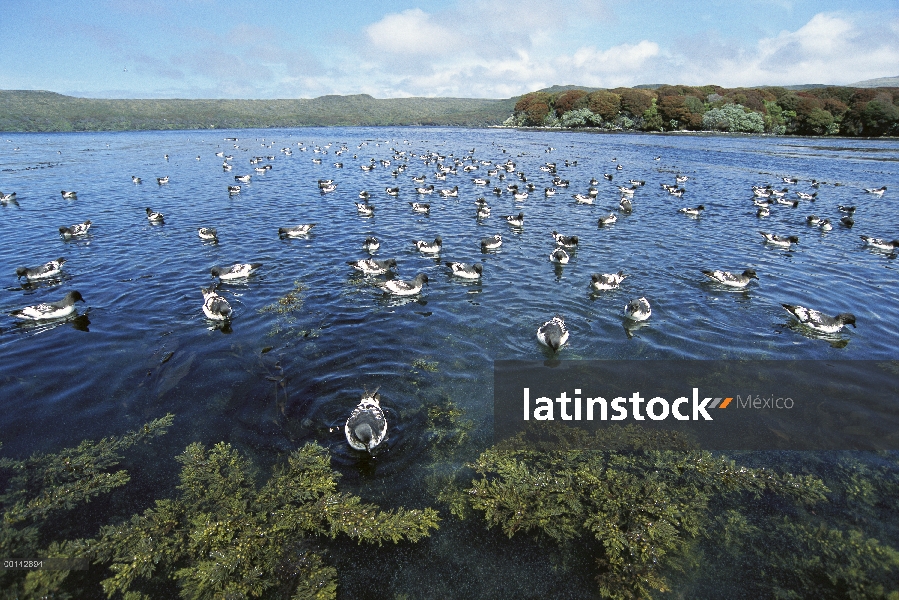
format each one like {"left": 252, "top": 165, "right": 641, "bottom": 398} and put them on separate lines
{"left": 1, "top": 128, "right": 898, "bottom": 596}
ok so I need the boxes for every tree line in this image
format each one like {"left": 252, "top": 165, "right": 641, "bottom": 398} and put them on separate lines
{"left": 508, "top": 85, "right": 899, "bottom": 136}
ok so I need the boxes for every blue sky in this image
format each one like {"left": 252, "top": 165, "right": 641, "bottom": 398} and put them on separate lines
{"left": 2, "top": 0, "right": 897, "bottom": 99}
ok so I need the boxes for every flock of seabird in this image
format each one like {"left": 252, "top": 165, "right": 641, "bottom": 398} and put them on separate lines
{"left": 4, "top": 135, "right": 893, "bottom": 452}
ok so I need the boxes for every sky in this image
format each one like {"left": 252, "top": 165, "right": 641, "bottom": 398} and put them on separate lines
{"left": 2, "top": 0, "right": 898, "bottom": 99}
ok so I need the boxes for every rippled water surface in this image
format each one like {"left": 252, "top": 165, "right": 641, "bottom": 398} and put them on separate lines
{"left": 1, "top": 128, "right": 898, "bottom": 596}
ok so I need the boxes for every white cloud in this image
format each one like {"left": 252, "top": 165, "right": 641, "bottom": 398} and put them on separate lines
{"left": 564, "top": 41, "right": 660, "bottom": 73}
{"left": 366, "top": 9, "right": 457, "bottom": 55}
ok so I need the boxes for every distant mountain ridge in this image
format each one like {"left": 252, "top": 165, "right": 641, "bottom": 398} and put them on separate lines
{"left": 849, "top": 76, "right": 899, "bottom": 88}
{"left": 0, "top": 90, "right": 516, "bottom": 132}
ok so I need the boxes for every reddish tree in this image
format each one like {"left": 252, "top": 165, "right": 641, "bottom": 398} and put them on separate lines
{"left": 525, "top": 102, "right": 551, "bottom": 126}
{"left": 614, "top": 88, "right": 655, "bottom": 117}
{"left": 587, "top": 91, "right": 621, "bottom": 121}
{"left": 554, "top": 90, "right": 588, "bottom": 116}
{"left": 658, "top": 95, "right": 691, "bottom": 126}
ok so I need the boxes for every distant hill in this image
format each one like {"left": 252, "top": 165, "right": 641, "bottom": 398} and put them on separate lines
{"left": 536, "top": 85, "right": 604, "bottom": 94}
{"left": 849, "top": 76, "right": 899, "bottom": 88}
{"left": 0, "top": 91, "right": 517, "bottom": 132}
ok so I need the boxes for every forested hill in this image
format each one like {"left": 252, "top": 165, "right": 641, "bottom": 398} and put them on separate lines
{"left": 0, "top": 91, "right": 516, "bottom": 132}
{"left": 4, "top": 84, "right": 898, "bottom": 135}
{"left": 509, "top": 85, "right": 899, "bottom": 136}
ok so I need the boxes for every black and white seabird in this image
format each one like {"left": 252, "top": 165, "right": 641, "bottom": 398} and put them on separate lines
{"left": 11, "top": 290, "right": 84, "bottom": 321}
{"left": 198, "top": 227, "right": 218, "bottom": 241}
{"left": 591, "top": 271, "right": 627, "bottom": 290}
{"left": 624, "top": 297, "right": 652, "bottom": 321}
{"left": 759, "top": 232, "right": 799, "bottom": 248}
{"left": 278, "top": 224, "right": 316, "bottom": 238}
{"left": 536, "top": 316, "right": 569, "bottom": 351}
{"left": 59, "top": 221, "right": 92, "bottom": 239}
{"left": 16, "top": 258, "right": 66, "bottom": 280}
{"left": 413, "top": 237, "right": 442, "bottom": 253}
{"left": 782, "top": 304, "right": 856, "bottom": 334}
{"left": 210, "top": 263, "right": 262, "bottom": 280}
{"left": 347, "top": 258, "right": 397, "bottom": 275}
{"left": 380, "top": 273, "right": 428, "bottom": 295}
{"left": 345, "top": 389, "right": 388, "bottom": 453}
{"left": 201, "top": 286, "right": 232, "bottom": 321}
{"left": 445, "top": 262, "right": 483, "bottom": 279}
{"left": 701, "top": 269, "right": 758, "bottom": 288}
{"left": 480, "top": 234, "right": 502, "bottom": 250}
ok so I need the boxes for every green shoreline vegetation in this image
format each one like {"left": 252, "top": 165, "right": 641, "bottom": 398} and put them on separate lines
{"left": 2, "top": 414, "right": 898, "bottom": 598}
{"left": 2, "top": 84, "right": 898, "bottom": 135}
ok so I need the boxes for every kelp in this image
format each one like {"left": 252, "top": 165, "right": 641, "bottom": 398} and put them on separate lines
{"left": 0, "top": 414, "right": 174, "bottom": 599}
{"left": 86, "top": 442, "right": 439, "bottom": 599}
{"left": 458, "top": 423, "right": 831, "bottom": 599}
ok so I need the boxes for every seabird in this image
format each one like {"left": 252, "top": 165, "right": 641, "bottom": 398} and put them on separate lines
{"left": 536, "top": 316, "right": 569, "bottom": 351}
{"left": 210, "top": 263, "right": 262, "bottom": 280}
{"left": 156, "top": 176, "right": 169, "bottom": 184}
{"left": 59, "top": 221, "right": 92, "bottom": 239}
{"left": 228, "top": 185, "right": 241, "bottom": 194}
{"left": 131, "top": 176, "right": 141, "bottom": 184}
{"left": 380, "top": 273, "right": 428, "bottom": 295}
{"left": 864, "top": 186, "right": 887, "bottom": 195}
{"left": 363, "top": 237, "right": 380, "bottom": 252}
{"left": 345, "top": 389, "right": 388, "bottom": 453}
{"left": 860, "top": 236, "right": 899, "bottom": 251}
{"left": 759, "top": 232, "right": 799, "bottom": 248}
{"left": 198, "top": 227, "right": 218, "bottom": 241}
{"left": 356, "top": 202, "right": 375, "bottom": 216}
{"left": 552, "top": 231, "right": 578, "bottom": 247}
{"left": 480, "top": 234, "right": 502, "bottom": 250}
{"left": 678, "top": 205, "right": 705, "bottom": 216}
{"left": 445, "top": 262, "right": 483, "bottom": 279}
{"left": 413, "top": 237, "right": 442, "bottom": 253}
{"left": 505, "top": 213, "right": 524, "bottom": 227}
{"left": 549, "top": 248, "right": 570, "bottom": 264}
{"left": 624, "top": 297, "right": 652, "bottom": 321}
{"left": 201, "top": 286, "right": 232, "bottom": 321}
{"left": 11, "top": 290, "right": 84, "bottom": 321}
{"left": 278, "top": 224, "right": 316, "bottom": 238}
{"left": 782, "top": 304, "right": 856, "bottom": 334}
{"left": 839, "top": 216, "right": 854, "bottom": 228}
{"left": 410, "top": 202, "right": 430, "bottom": 214}
{"left": 16, "top": 258, "right": 66, "bottom": 280}
{"left": 701, "top": 269, "right": 758, "bottom": 288}
{"left": 591, "top": 271, "right": 627, "bottom": 290}
{"left": 145, "top": 207, "right": 164, "bottom": 222}
{"left": 598, "top": 213, "right": 617, "bottom": 226}
{"left": 235, "top": 175, "right": 251, "bottom": 183}
{"left": 60, "top": 190, "right": 77, "bottom": 199}
{"left": 347, "top": 258, "right": 397, "bottom": 275}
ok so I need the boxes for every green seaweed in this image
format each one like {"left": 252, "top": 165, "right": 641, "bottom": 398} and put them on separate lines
{"left": 84, "top": 442, "right": 439, "bottom": 599}
{"left": 458, "top": 423, "right": 830, "bottom": 599}
{"left": 0, "top": 415, "right": 174, "bottom": 599}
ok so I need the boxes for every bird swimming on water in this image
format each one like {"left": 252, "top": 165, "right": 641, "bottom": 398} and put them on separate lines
{"left": 210, "top": 263, "right": 262, "bottom": 280}
{"left": 59, "top": 220, "right": 91, "bottom": 239}
{"left": 345, "top": 388, "right": 388, "bottom": 453}
{"left": 16, "top": 258, "right": 67, "bottom": 280}
{"left": 201, "top": 285, "right": 232, "bottom": 321}
{"left": 782, "top": 304, "right": 856, "bottom": 334}
{"left": 11, "top": 290, "right": 84, "bottom": 321}
{"left": 701, "top": 269, "right": 758, "bottom": 288}
{"left": 624, "top": 297, "right": 652, "bottom": 321}
{"left": 536, "top": 316, "right": 569, "bottom": 352}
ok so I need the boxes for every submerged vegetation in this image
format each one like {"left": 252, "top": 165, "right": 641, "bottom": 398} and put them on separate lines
{"left": 2, "top": 413, "right": 898, "bottom": 598}
{"left": 507, "top": 85, "right": 899, "bottom": 136}
{"left": 441, "top": 424, "right": 899, "bottom": 599}
{"left": 0, "top": 417, "right": 439, "bottom": 599}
